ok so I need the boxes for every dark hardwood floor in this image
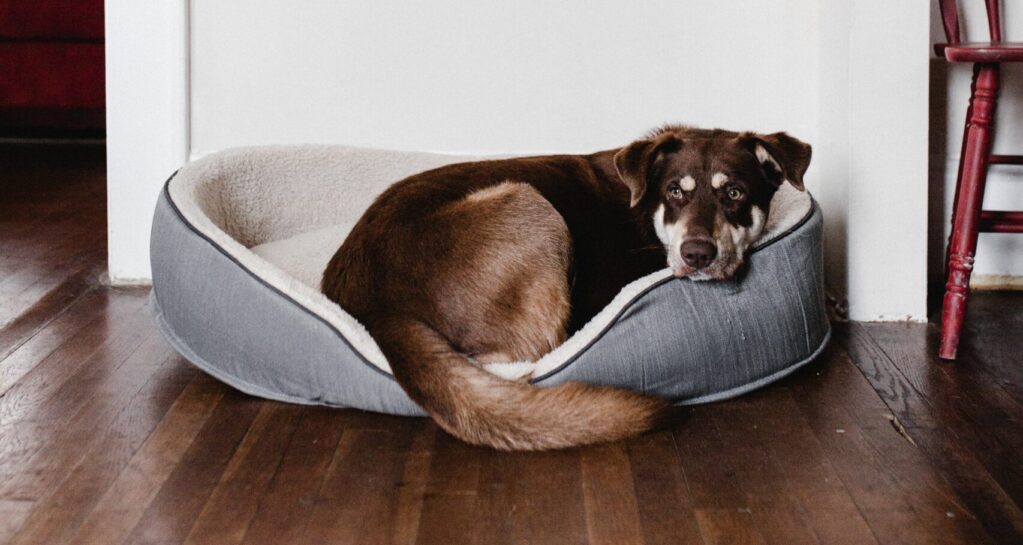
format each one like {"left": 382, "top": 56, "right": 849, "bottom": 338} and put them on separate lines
{"left": 1, "top": 143, "right": 1022, "bottom": 544}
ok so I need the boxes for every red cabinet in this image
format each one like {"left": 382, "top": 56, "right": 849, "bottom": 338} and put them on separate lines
{"left": 0, "top": 0, "right": 105, "bottom": 135}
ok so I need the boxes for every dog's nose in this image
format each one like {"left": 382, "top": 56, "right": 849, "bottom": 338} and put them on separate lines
{"left": 680, "top": 240, "right": 717, "bottom": 269}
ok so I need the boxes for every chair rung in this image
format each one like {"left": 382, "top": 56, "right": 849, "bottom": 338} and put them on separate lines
{"left": 979, "top": 211, "right": 1023, "bottom": 233}
{"left": 990, "top": 154, "right": 1023, "bottom": 165}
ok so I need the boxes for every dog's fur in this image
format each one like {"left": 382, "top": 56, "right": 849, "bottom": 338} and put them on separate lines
{"left": 321, "top": 125, "right": 811, "bottom": 450}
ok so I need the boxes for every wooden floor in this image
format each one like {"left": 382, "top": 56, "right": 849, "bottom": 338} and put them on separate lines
{"left": 2, "top": 143, "right": 1023, "bottom": 545}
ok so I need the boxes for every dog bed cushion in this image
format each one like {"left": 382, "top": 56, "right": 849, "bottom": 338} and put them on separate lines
{"left": 150, "top": 145, "right": 830, "bottom": 416}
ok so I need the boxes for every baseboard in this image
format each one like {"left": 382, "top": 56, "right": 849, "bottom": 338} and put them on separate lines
{"left": 971, "top": 274, "right": 1023, "bottom": 290}
{"left": 101, "top": 272, "right": 153, "bottom": 287}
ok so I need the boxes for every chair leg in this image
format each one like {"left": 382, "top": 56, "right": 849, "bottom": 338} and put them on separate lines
{"left": 940, "top": 64, "right": 1000, "bottom": 360}
{"left": 945, "top": 64, "right": 980, "bottom": 266}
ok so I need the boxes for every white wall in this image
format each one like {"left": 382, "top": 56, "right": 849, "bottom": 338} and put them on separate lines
{"left": 107, "top": 0, "right": 932, "bottom": 321}
{"left": 190, "top": 1, "right": 819, "bottom": 156}
{"left": 105, "top": 0, "right": 188, "bottom": 283}
{"left": 931, "top": 1, "right": 1023, "bottom": 288}
{"left": 845, "top": 1, "right": 931, "bottom": 320}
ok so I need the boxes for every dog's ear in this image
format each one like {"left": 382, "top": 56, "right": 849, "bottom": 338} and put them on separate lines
{"left": 613, "top": 133, "right": 682, "bottom": 207}
{"left": 741, "top": 132, "right": 811, "bottom": 191}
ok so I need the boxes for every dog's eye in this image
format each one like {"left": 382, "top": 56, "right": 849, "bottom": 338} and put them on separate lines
{"left": 726, "top": 188, "right": 744, "bottom": 201}
{"left": 667, "top": 184, "right": 684, "bottom": 199}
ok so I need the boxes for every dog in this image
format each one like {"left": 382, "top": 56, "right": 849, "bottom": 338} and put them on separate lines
{"left": 321, "top": 125, "right": 811, "bottom": 450}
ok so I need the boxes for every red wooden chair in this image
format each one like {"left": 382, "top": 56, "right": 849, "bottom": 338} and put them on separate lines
{"left": 936, "top": 0, "right": 1023, "bottom": 359}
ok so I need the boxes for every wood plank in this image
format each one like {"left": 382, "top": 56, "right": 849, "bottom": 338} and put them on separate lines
{"left": 580, "top": 443, "right": 646, "bottom": 545}
{"left": 695, "top": 509, "right": 769, "bottom": 545}
{"left": 0, "top": 249, "right": 105, "bottom": 329}
{"left": 119, "top": 389, "right": 262, "bottom": 545}
{"left": 412, "top": 430, "right": 485, "bottom": 545}
{"left": 0, "top": 262, "right": 99, "bottom": 361}
{"left": 709, "top": 394, "right": 829, "bottom": 545}
{"left": 708, "top": 401, "right": 797, "bottom": 509}
{"left": 958, "top": 291, "right": 1023, "bottom": 403}
{"left": 3, "top": 357, "right": 196, "bottom": 545}
{"left": 0, "top": 288, "right": 148, "bottom": 407}
{"left": 478, "top": 442, "right": 590, "bottom": 545}
{"left": 0, "top": 330, "right": 174, "bottom": 499}
{"left": 0, "top": 302, "right": 164, "bottom": 505}
{"left": 789, "top": 341, "right": 989, "bottom": 545}
{"left": 862, "top": 321, "right": 1023, "bottom": 475}
{"left": 0, "top": 211, "right": 96, "bottom": 274}
{"left": 516, "top": 447, "right": 590, "bottom": 545}
{"left": 0, "top": 287, "right": 111, "bottom": 393}
{"left": 0, "top": 143, "right": 105, "bottom": 333}
{"left": 67, "top": 373, "right": 225, "bottom": 545}
{"left": 181, "top": 402, "right": 303, "bottom": 545}
{"left": 0, "top": 223, "right": 104, "bottom": 326}
{"left": 0, "top": 238, "right": 104, "bottom": 318}
{"left": 391, "top": 423, "right": 437, "bottom": 545}
{"left": 751, "top": 508, "right": 821, "bottom": 545}
{"left": 730, "top": 389, "right": 878, "bottom": 545}
{"left": 0, "top": 205, "right": 69, "bottom": 246}
{"left": 0, "top": 226, "right": 103, "bottom": 287}
{"left": 300, "top": 422, "right": 415, "bottom": 545}
{"left": 627, "top": 431, "right": 705, "bottom": 545}
{"left": 472, "top": 447, "right": 523, "bottom": 545}
{"left": 239, "top": 408, "right": 349, "bottom": 545}
{"left": 844, "top": 322, "right": 1023, "bottom": 543}
{"left": 672, "top": 407, "right": 747, "bottom": 509}
{"left": 423, "top": 427, "right": 483, "bottom": 495}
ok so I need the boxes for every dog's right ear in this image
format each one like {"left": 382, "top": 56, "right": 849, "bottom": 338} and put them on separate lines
{"left": 613, "top": 133, "right": 682, "bottom": 207}
{"left": 739, "top": 132, "right": 812, "bottom": 191}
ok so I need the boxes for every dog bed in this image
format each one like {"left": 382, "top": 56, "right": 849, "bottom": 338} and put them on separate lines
{"left": 150, "top": 145, "right": 830, "bottom": 416}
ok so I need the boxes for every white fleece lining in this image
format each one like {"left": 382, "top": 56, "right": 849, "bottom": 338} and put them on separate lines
{"left": 168, "top": 145, "right": 812, "bottom": 378}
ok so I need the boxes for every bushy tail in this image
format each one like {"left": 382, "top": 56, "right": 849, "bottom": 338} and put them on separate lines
{"left": 372, "top": 317, "right": 672, "bottom": 451}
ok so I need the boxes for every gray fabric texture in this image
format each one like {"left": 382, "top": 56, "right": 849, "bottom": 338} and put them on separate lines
{"left": 150, "top": 151, "right": 830, "bottom": 416}
{"left": 152, "top": 191, "right": 423, "bottom": 414}
{"left": 532, "top": 204, "right": 830, "bottom": 403}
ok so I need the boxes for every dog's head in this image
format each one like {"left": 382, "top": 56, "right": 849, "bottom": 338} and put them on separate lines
{"left": 615, "top": 126, "right": 811, "bottom": 280}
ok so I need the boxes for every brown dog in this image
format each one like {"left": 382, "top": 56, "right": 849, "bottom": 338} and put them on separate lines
{"left": 322, "top": 125, "right": 811, "bottom": 450}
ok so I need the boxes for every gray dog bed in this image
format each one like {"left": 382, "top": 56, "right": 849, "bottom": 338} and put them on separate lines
{"left": 150, "top": 145, "right": 830, "bottom": 416}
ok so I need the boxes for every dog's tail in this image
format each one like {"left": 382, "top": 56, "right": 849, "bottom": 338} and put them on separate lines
{"left": 372, "top": 316, "right": 672, "bottom": 451}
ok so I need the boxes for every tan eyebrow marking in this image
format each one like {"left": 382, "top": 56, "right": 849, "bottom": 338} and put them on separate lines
{"left": 679, "top": 175, "right": 696, "bottom": 192}
{"left": 711, "top": 172, "right": 729, "bottom": 189}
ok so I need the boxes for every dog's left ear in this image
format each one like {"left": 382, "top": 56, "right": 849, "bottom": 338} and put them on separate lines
{"left": 742, "top": 132, "right": 812, "bottom": 191}
{"left": 613, "top": 133, "right": 682, "bottom": 207}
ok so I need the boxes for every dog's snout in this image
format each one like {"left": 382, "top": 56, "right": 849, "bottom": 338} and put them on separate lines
{"left": 680, "top": 240, "right": 717, "bottom": 269}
